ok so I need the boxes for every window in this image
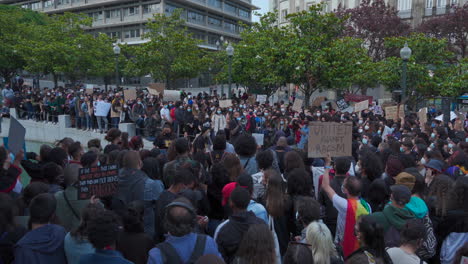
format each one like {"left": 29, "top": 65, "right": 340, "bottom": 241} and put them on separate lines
{"left": 91, "top": 11, "right": 103, "bottom": 21}
{"left": 436, "top": 0, "right": 446, "bottom": 7}
{"left": 143, "top": 4, "right": 159, "bottom": 14}
{"left": 398, "top": 0, "right": 411, "bottom": 10}
{"left": 281, "top": 9, "right": 288, "bottom": 22}
{"left": 224, "top": 21, "right": 236, "bottom": 32}
{"left": 165, "top": 4, "right": 178, "bottom": 14}
{"left": 106, "top": 31, "right": 121, "bottom": 38}
{"left": 426, "top": 0, "right": 433, "bottom": 8}
{"left": 21, "top": 4, "right": 28, "bottom": 9}
{"left": 208, "top": 16, "right": 222, "bottom": 27}
{"left": 208, "top": 35, "right": 219, "bottom": 45}
{"left": 124, "top": 29, "right": 140, "bottom": 38}
{"left": 106, "top": 9, "right": 121, "bottom": 19}
{"left": 239, "top": 8, "right": 249, "bottom": 18}
{"left": 31, "top": 2, "right": 41, "bottom": 9}
{"left": 208, "top": 0, "right": 222, "bottom": 8}
{"left": 191, "top": 32, "right": 205, "bottom": 41}
{"left": 188, "top": 11, "right": 205, "bottom": 24}
{"left": 57, "top": 0, "right": 69, "bottom": 5}
{"left": 44, "top": 0, "right": 53, "bottom": 8}
{"left": 225, "top": 3, "right": 237, "bottom": 14}
{"left": 124, "top": 6, "right": 139, "bottom": 16}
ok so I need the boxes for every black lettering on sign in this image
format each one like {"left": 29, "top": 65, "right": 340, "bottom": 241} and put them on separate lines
{"left": 78, "top": 165, "right": 119, "bottom": 200}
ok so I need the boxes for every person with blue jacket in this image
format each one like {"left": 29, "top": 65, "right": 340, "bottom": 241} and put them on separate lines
{"left": 14, "top": 193, "right": 67, "bottom": 264}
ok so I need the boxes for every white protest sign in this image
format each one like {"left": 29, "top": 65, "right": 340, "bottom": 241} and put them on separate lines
{"left": 292, "top": 99, "right": 303, "bottom": 112}
{"left": 219, "top": 100, "right": 232, "bottom": 108}
{"left": 162, "top": 90, "right": 180, "bottom": 102}
{"left": 354, "top": 100, "right": 369, "bottom": 113}
{"left": 257, "top": 95, "right": 267, "bottom": 104}
{"left": 308, "top": 122, "right": 352, "bottom": 158}
{"left": 252, "top": 133, "right": 264, "bottom": 146}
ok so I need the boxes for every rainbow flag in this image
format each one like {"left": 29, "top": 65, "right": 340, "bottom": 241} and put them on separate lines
{"left": 342, "top": 198, "right": 371, "bottom": 258}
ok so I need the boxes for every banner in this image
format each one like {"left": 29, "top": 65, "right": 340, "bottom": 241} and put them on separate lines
{"left": 292, "top": 99, "right": 303, "bottom": 112}
{"left": 257, "top": 95, "right": 267, "bottom": 104}
{"left": 7, "top": 117, "right": 26, "bottom": 155}
{"left": 149, "top": 82, "right": 165, "bottom": 94}
{"left": 418, "top": 107, "right": 428, "bottom": 125}
{"left": 219, "top": 100, "right": 232, "bottom": 108}
{"left": 78, "top": 165, "right": 119, "bottom": 200}
{"left": 308, "top": 122, "right": 352, "bottom": 158}
{"left": 162, "top": 90, "right": 180, "bottom": 102}
{"left": 124, "top": 89, "right": 137, "bottom": 101}
{"left": 354, "top": 100, "right": 369, "bottom": 113}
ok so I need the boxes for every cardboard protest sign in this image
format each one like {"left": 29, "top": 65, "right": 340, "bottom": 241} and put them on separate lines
{"left": 257, "top": 95, "right": 267, "bottom": 104}
{"left": 385, "top": 106, "right": 398, "bottom": 121}
{"left": 418, "top": 107, "right": 428, "bottom": 125}
{"left": 85, "top": 88, "right": 94, "bottom": 95}
{"left": 378, "top": 98, "right": 392, "bottom": 106}
{"left": 252, "top": 133, "right": 264, "bottom": 146}
{"left": 248, "top": 95, "right": 256, "bottom": 105}
{"left": 354, "top": 100, "right": 369, "bottom": 113}
{"left": 307, "top": 122, "right": 352, "bottom": 158}
{"left": 149, "top": 82, "right": 166, "bottom": 94}
{"left": 292, "top": 99, "right": 303, "bottom": 112}
{"left": 312, "top": 96, "right": 326, "bottom": 107}
{"left": 124, "top": 89, "right": 137, "bottom": 101}
{"left": 78, "top": 165, "right": 119, "bottom": 200}
{"left": 219, "top": 100, "right": 232, "bottom": 108}
{"left": 162, "top": 90, "right": 180, "bottom": 102}
{"left": 398, "top": 104, "right": 405, "bottom": 120}
{"left": 7, "top": 117, "right": 26, "bottom": 155}
{"left": 336, "top": 98, "right": 349, "bottom": 111}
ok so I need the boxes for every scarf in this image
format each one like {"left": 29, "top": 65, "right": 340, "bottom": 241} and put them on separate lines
{"left": 342, "top": 198, "right": 371, "bottom": 258}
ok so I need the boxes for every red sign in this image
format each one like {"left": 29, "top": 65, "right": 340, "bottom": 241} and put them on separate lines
{"left": 344, "top": 94, "right": 373, "bottom": 104}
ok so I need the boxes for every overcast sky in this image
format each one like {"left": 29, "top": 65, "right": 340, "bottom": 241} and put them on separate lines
{"left": 252, "top": 0, "right": 269, "bottom": 22}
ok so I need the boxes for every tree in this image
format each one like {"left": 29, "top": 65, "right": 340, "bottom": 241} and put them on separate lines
{"left": 284, "top": 4, "right": 376, "bottom": 105}
{"left": 418, "top": 3, "right": 468, "bottom": 59}
{"left": 124, "top": 9, "right": 207, "bottom": 89}
{"left": 337, "top": 0, "right": 410, "bottom": 61}
{"left": 0, "top": 6, "right": 46, "bottom": 83}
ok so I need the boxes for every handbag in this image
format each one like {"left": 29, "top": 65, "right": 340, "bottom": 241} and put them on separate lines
{"left": 268, "top": 214, "right": 282, "bottom": 264}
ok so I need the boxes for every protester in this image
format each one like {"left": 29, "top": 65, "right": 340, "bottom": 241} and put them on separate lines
{"left": 0, "top": 193, "right": 27, "bottom": 264}
{"left": 234, "top": 224, "right": 276, "bottom": 264}
{"left": 305, "top": 221, "right": 342, "bottom": 263}
{"left": 387, "top": 219, "right": 427, "bottom": 264}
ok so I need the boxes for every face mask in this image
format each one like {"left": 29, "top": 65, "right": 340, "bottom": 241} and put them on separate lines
{"left": 97, "top": 161, "right": 101, "bottom": 166}
{"left": 236, "top": 117, "right": 241, "bottom": 121}
{"left": 281, "top": 108, "right": 285, "bottom": 112}
{"left": 188, "top": 109, "right": 192, "bottom": 112}
{"left": 364, "top": 125, "right": 369, "bottom": 130}
{"left": 217, "top": 110, "right": 221, "bottom": 114}
{"left": 400, "top": 147, "right": 405, "bottom": 152}
{"left": 316, "top": 113, "right": 321, "bottom": 117}
{"left": 431, "top": 123, "right": 436, "bottom": 128}
{"left": 362, "top": 138, "right": 368, "bottom": 145}
{"left": 58, "top": 93, "right": 62, "bottom": 96}
{"left": 169, "top": 104, "right": 172, "bottom": 107}
{"left": 430, "top": 143, "right": 435, "bottom": 148}
{"left": 358, "top": 120, "right": 363, "bottom": 124}
{"left": 229, "top": 108, "right": 233, "bottom": 112}
{"left": 164, "top": 105, "right": 168, "bottom": 109}
{"left": 358, "top": 129, "right": 363, "bottom": 133}
{"left": 180, "top": 106, "right": 183, "bottom": 109}
{"left": 47, "top": 93, "right": 50, "bottom": 96}
{"left": 138, "top": 101, "right": 142, "bottom": 105}
{"left": 205, "top": 115, "right": 209, "bottom": 118}
{"left": 377, "top": 130, "right": 382, "bottom": 135}
{"left": 124, "top": 105, "right": 128, "bottom": 109}
{"left": 80, "top": 97, "right": 84, "bottom": 100}
{"left": 420, "top": 157, "right": 426, "bottom": 165}
{"left": 431, "top": 133, "right": 436, "bottom": 138}
{"left": 466, "top": 138, "right": 468, "bottom": 142}
{"left": 280, "top": 121, "right": 284, "bottom": 125}
{"left": 265, "top": 113, "right": 269, "bottom": 116}
{"left": 355, "top": 163, "right": 361, "bottom": 174}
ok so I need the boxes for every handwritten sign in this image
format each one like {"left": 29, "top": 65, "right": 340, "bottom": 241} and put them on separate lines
{"left": 292, "top": 99, "right": 303, "bottom": 112}
{"left": 312, "top": 96, "right": 326, "bottom": 107}
{"left": 257, "top": 95, "right": 267, "bottom": 104}
{"left": 149, "top": 82, "right": 165, "bottom": 94}
{"left": 418, "top": 107, "right": 427, "bottom": 125}
{"left": 85, "top": 88, "right": 94, "bottom": 95}
{"left": 252, "top": 133, "right": 264, "bottom": 146}
{"left": 336, "top": 98, "right": 349, "bottom": 111}
{"left": 162, "top": 90, "right": 180, "bottom": 102}
{"left": 248, "top": 95, "right": 256, "bottom": 105}
{"left": 219, "top": 100, "right": 233, "bottom": 108}
{"left": 378, "top": 98, "right": 392, "bottom": 106}
{"left": 307, "top": 122, "right": 352, "bottom": 158}
{"left": 78, "top": 165, "right": 119, "bottom": 200}
{"left": 354, "top": 100, "right": 369, "bottom": 113}
{"left": 385, "top": 105, "right": 398, "bottom": 121}
{"left": 124, "top": 89, "right": 137, "bottom": 101}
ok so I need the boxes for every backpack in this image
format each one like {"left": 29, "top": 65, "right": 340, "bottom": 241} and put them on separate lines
{"left": 156, "top": 234, "right": 207, "bottom": 264}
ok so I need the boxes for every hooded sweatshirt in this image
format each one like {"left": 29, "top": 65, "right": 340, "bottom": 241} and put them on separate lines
{"left": 371, "top": 205, "right": 415, "bottom": 232}
{"left": 14, "top": 224, "right": 67, "bottom": 264}
{"left": 405, "top": 196, "right": 428, "bottom": 219}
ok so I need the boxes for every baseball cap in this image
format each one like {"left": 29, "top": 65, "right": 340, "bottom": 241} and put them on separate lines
{"left": 390, "top": 185, "right": 412, "bottom": 206}
{"left": 395, "top": 172, "right": 416, "bottom": 191}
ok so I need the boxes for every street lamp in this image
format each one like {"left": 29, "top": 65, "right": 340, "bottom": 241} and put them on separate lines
{"left": 113, "top": 44, "right": 121, "bottom": 90}
{"left": 400, "top": 42, "right": 412, "bottom": 104}
{"left": 226, "top": 43, "right": 234, "bottom": 99}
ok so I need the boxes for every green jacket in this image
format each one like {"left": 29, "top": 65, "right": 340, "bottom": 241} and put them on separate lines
{"left": 370, "top": 204, "right": 415, "bottom": 232}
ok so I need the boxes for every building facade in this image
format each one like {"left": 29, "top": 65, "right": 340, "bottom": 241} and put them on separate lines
{"left": 269, "top": 0, "right": 467, "bottom": 27}
{"left": 1, "top": 0, "right": 257, "bottom": 49}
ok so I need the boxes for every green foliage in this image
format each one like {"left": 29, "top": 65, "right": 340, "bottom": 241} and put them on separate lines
{"left": 124, "top": 9, "right": 207, "bottom": 89}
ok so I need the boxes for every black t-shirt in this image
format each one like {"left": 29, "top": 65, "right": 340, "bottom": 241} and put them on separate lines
{"left": 0, "top": 226, "right": 27, "bottom": 264}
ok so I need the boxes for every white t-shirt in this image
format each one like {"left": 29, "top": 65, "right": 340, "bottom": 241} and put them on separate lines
{"left": 387, "top": 247, "right": 426, "bottom": 264}
{"left": 160, "top": 108, "right": 172, "bottom": 122}
{"left": 332, "top": 194, "right": 348, "bottom": 244}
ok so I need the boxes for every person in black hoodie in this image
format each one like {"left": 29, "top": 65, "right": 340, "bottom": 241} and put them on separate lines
{"left": 0, "top": 193, "right": 27, "bottom": 264}
{"left": 214, "top": 187, "right": 266, "bottom": 263}
{"left": 14, "top": 193, "right": 67, "bottom": 264}
{"left": 20, "top": 145, "right": 52, "bottom": 182}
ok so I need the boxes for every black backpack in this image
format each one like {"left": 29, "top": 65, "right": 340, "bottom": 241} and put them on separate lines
{"left": 156, "top": 234, "right": 207, "bottom": 264}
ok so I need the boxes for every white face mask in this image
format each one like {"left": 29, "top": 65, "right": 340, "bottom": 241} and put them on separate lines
{"left": 419, "top": 168, "right": 426, "bottom": 177}
{"left": 364, "top": 125, "right": 369, "bottom": 130}
{"left": 355, "top": 163, "right": 361, "bottom": 174}
{"left": 420, "top": 157, "right": 427, "bottom": 165}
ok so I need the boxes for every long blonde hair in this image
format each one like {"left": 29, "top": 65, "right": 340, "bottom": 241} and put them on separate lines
{"left": 306, "top": 221, "right": 338, "bottom": 264}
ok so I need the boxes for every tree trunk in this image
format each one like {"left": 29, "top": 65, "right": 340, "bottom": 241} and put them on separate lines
{"left": 52, "top": 73, "right": 58, "bottom": 89}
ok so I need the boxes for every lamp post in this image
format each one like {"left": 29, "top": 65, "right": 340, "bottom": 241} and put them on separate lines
{"left": 400, "top": 42, "right": 412, "bottom": 104}
{"left": 226, "top": 43, "right": 234, "bottom": 99}
{"left": 113, "top": 44, "right": 121, "bottom": 90}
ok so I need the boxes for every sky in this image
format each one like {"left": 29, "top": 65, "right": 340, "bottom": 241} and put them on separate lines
{"left": 252, "top": 0, "right": 269, "bottom": 22}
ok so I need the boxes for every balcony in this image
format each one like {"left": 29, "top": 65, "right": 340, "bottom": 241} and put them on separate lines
{"left": 425, "top": 7, "right": 434, "bottom": 16}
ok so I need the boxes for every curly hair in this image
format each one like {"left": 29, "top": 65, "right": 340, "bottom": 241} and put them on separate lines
{"left": 235, "top": 224, "right": 276, "bottom": 264}
{"left": 87, "top": 210, "right": 120, "bottom": 249}
{"left": 287, "top": 168, "right": 312, "bottom": 197}
{"left": 71, "top": 203, "right": 104, "bottom": 240}
{"left": 428, "top": 174, "right": 454, "bottom": 217}
{"left": 359, "top": 151, "right": 383, "bottom": 182}
{"left": 234, "top": 134, "right": 257, "bottom": 157}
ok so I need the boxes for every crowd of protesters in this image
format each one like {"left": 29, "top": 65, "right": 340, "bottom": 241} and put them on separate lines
{"left": 0, "top": 81, "right": 468, "bottom": 264}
